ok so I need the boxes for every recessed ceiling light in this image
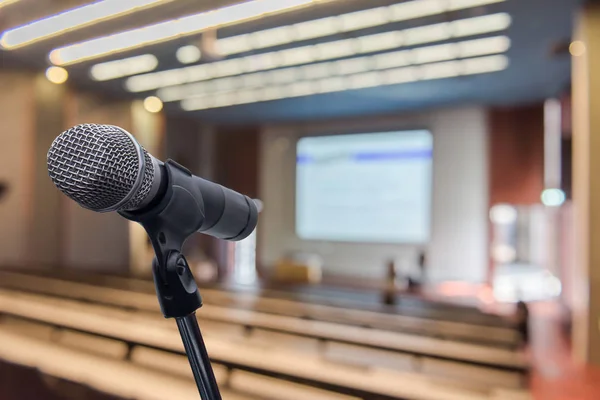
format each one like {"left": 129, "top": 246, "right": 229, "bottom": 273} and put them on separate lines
{"left": 541, "top": 188, "right": 566, "bottom": 207}
{"left": 143, "top": 96, "right": 163, "bottom": 113}
{"left": 569, "top": 41, "right": 586, "bottom": 57}
{"left": 45, "top": 66, "right": 68, "bottom": 84}
{"left": 176, "top": 45, "right": 202, "bottom": 64}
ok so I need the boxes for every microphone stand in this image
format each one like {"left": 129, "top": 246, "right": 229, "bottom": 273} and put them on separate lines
{"left": 151, "top": 253, "right": 221, "bottom": 400}
{"left": 121, "top": 160, "right": 223, "bottom": 400}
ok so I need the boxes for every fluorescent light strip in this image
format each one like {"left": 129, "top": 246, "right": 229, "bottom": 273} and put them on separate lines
{"left": 126, "top": 13, "right": 511, "bottom": 93}
{"left": 90, "top": 54, "right": 159, "bottom": 81}
{"left": 217, "top": 0, "right": 506, "bottom": 56}
{"left": 1, "top": 0, "right": 170, "bottom": 49}
{"left": 158, "top": 36, "right": 510, "bottom": 102}
{"left": 0, "top": 0, "right": 20, "bottom": 9}
{"left": 181, "top": 55, "right": 509, "bottom": 110}
{"left": 49, "top": 0, "right": 335, "bottom": 66}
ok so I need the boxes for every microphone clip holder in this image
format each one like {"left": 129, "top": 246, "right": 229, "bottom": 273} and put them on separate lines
{"left": 120, "top": 160, "right": 222, "bottom": 400}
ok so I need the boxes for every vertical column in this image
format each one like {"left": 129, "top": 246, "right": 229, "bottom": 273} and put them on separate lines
{"left": 27, "top": 74, "right": 66, "bottom": 267}
{"left": 214, "top": 126, "right": 260, "bottom": 280}
{"left": 0, "top": 71, "right": 35, "bottom": 267}
{"left": 572, "top": 3, "right": 600, "bottom": 365}
{"left": 0, "top": 71, "right": 68, "bottom": 269}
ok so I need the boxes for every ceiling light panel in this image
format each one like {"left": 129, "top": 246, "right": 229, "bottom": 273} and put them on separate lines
{"left": 404, "top": 23, "right": 452, "bottom": 45}
{"left": 294, "top": 17, "right": 341, "bottom": 40}
{"left": 462, "top": 54, "right": 508, "bottom": 73}
{"left": 215, "top": 0, "right": 506, "bottom": 56}
{"left": 48, "top": 0, "right": 336, "bottom": 65}
{"left": 373, "top": 52, "right": 411, "bottom": 70}
{"left": 338, "top": 7, "right": 390, "bottom": 31}
{"left": 126, "top": 13, "right": 511, "bottom": 92}
{"left": 250, "top": 26, "right": 294, "bottom": 48}
{"left": 160, "top": 35, "right": 509, "bottom": 102}
{"left": 383, "top": 66, "right": 420, "bottom": 85}
{"left": 412, "top": 43, "right": 457, "bottom": 64}
{"left": 0, "top": 0, "right": 20, "bottom": 9}
{"left": 318, "top": 76, "right": 348, "bottom": 93}
{"left": 452, "top": 12, "right": 511, "bottom": 37}
{"left": 356, "top": 32, "right": 403, "bottom": 53}
{"left": 348, "top": 71, "right": 382, "bottom": 89}
{"left": 458, "top": 36, "right": 510, "bottom": 57}
{"left": 90, "top": 54, "right": 158, "bottom": 81}
{"left": 448, "top": 0, "right": 505, "bottom": 10}
{"left": 1, "top": 0, "right": 169, "bottom": 49}
{"left": 420, "top": 60, "right": 461, "bottom": 79}
{"left": 180, "top": 55, "right": 509, "bottom": 111}
{"left": 301, "top": 63, "right": 336, "bottom": 79}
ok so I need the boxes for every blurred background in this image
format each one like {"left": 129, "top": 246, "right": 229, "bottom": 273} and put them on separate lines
{"left": 0, "top": 0, "right": 597, "bottom": 399}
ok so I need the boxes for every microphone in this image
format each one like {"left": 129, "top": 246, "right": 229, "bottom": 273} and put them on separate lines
{"left": 48, "top": 124, "right": 255, "bottom": 398}
{"left": 47, "top": 123, "right": 257, "bottom": 241}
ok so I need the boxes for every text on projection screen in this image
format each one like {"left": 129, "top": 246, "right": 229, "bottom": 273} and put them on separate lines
{"left": 296, "top": 130, "right": 433, "bottom": 243}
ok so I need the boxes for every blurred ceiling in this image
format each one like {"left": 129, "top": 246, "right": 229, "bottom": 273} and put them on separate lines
{"left": 0, "top": 0, "right": 580, "bottom": 124}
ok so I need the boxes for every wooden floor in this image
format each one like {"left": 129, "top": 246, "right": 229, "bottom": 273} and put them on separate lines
{"left": 530, "top": 302, "right": 600, "bottom": 400}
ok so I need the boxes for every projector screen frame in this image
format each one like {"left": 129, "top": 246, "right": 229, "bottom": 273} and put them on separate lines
{"left": 293, "top": 126, "right": 435, "bottom": 245}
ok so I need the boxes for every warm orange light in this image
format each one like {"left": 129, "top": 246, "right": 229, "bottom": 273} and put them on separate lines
{"left": 143, "top": 96, "right": 163, "bottom": 113}
{"left": 570, "top": 41, "right": 586, "bottom": 57}
{"left": 45, "top": 66, "right": 68, "bottom": 84}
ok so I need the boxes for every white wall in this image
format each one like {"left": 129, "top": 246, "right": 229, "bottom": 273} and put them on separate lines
{"left": 259, "top": 107, "right": 489, "bottom": 282}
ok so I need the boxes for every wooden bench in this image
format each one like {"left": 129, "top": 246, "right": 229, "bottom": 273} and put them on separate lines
{"left": 0, "top": 319, "right": 356, "bottom": 400}
{"left": 199, "top": 287, "right": 520, "bottom": 348}
{"left": 0, "top": 272, "right": 529, "bottom": 390}
{"left": 0, "top": 273, "right": 527, "bottom": 374}
{"left": 0, "top": 287, "right": 526, "bottom": 394}
{"left": 0, "top": 289, "right": 530, "bottom": 400}
{"left": 0, "top": 270, "right": 521, "bottom": 349}
{"left": 74, "top": 271, "right": 513, "bottom": 328}
{"left": 51, "top": 271, "right": 505, "bottom": 326}
{"left": 0, "top": 328, "right": 251, "bottom": 400}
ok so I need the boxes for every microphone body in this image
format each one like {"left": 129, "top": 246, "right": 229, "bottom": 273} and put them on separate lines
{"left": 47, "top": 123, "right": 257, "bottom": 242}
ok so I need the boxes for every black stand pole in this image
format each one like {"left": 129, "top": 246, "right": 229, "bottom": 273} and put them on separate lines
{"left": 176, "top": 314, "right": 222, "bottom": 399}
{"left": 149, "top": 253, "right": 223, "bottom": 400}
{"left": 120, "top": 161, "right": 230, "bottom": 400}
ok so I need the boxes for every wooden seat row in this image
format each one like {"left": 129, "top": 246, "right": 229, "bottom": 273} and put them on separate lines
{"left": 0, "top": 272, "right": 527, "bottom": 376}
{"left": 0, "top": 289, "right": 530, "bottom": 400}
{"left": 0, "top": 270, "right": 521, "bottom": 350}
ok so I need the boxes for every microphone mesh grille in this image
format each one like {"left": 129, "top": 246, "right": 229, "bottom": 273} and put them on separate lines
{"left": 47, "top": 124, "right": 148, "bottom": 211}
{"left": 122, "top": 150, "right": 154, "bottom": 210}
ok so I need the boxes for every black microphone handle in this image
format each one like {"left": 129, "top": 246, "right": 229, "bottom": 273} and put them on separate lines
{"left": 124, "top": 159, "right": 257, "bottom": 243}
{"left": 195, "top": 175, "right": 258, "bottom": 241}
